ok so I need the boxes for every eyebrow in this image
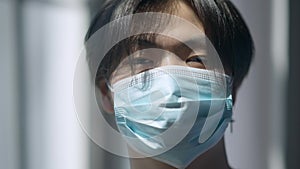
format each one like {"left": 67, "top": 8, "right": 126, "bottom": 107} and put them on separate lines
{"left": 137, "top": 36, "right": 207, "bottom": 55}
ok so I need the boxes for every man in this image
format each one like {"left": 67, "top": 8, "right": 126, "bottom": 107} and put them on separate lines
{"left": 85, "top": 0, "right": 254, "bottom": 168}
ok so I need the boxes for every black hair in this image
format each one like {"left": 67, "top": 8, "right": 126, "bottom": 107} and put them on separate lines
{"left": 85, "top": 0, "right": 254, "bottom": 100}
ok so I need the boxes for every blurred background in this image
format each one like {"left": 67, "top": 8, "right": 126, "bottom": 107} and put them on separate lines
{"left": 0, "top": 0, "right": 299, "bottom": 169}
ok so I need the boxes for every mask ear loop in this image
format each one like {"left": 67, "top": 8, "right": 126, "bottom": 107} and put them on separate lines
{"left": 226, "top": 76, "right": 235, "bottom": 133}
{"left": 105, "top": 78, "right": 115, "bottom": 93}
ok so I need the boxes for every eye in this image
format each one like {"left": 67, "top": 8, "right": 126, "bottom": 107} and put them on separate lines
{"left": 186, "top": 55, "right": 206, "bottom": 69}
{"left": 186, "top": 55, "right": 204, "bottom": 63}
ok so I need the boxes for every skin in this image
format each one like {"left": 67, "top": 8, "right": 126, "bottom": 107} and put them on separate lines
{"left": 100, "top": 0, "right": 233, "bottom": 168}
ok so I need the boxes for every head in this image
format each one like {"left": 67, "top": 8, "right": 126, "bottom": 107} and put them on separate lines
{"left": 85, "top": 0, "right": 254, "bottom": 111}
{"left": 84, "top": 0, "right": 254, "bottom": 167}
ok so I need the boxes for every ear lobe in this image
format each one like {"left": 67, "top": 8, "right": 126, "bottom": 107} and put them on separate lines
{"left": 98, "top": 79, "right": 114, "bottom": 114}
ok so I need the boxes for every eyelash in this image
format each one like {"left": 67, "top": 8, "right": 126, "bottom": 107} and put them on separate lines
{"left": 186, "top": 55, "right": 205, "bottom": 63}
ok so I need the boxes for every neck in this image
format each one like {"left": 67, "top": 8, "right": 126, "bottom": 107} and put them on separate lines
{"left": 130, "top": 138, "right": 231, "bottom": 169}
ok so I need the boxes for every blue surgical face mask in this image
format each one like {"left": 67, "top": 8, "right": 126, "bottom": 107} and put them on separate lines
{"left": 111, "top": 65, "right": 233, "bottom": 168}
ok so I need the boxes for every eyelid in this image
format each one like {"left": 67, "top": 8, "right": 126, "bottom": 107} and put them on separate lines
{"left": 186, "top": 54, "right": 206, "bottom": 62}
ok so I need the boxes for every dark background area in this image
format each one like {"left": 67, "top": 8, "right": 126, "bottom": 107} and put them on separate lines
{"left": 286, "top": 0, "right": 300, "bottom": 168}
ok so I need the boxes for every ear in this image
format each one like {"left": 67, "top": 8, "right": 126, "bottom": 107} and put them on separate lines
{"left": 98, "top": 79, "right": 114, "bottom": 114}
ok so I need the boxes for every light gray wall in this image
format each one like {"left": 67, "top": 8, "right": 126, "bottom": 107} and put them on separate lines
{"left": 21, "top": 1, "right": 90, "bottom": 169}
{"left": 225, "top": 0, "right": 288, "bottom": 169}
{"left": 0, "top": 1, "right": 20, "bottom": 169}
{"left": 0, "top": 1, "right": 91, "bottom": 169}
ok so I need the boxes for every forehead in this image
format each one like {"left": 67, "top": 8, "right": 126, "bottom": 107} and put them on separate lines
{"left": 173, "top": 0, "right": 204, "bottom": 31}
{"left": 152, "top": 0, "right": 205, "bottom": 51}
